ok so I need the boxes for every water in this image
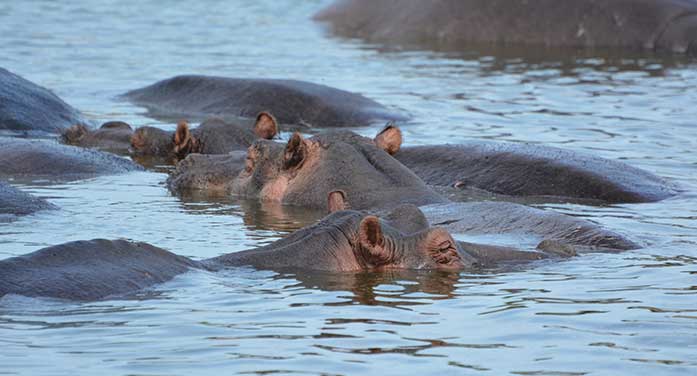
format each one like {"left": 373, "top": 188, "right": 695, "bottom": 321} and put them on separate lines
{"left": 1, "top": 1, "right": 697, "bottom": 374}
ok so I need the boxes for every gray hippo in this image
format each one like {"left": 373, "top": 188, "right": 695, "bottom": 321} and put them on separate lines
{"left": 372, "top": 125, "right": 678, "bottom": 203}
{"left": 130, "top": 113, "right": 278, "bottom": 161}
{"left": 0, "top": 137, "right": 142, "bottom": 181}
{"left": 0, "top": 181, "right": 56, "bottom": 221}
{"left": 0, "top": 67, "right": 86, "bottom": 134}
{"left": 314, "top": 0, "right": 697, "bottom": 55}
{"left": 0, "top": 201, "right": 579, "bottom": 301}
{"left": 122, "top": 75, "right": 409, "bottom": 128}
{"left": 61, "top": 113, "right": 277, "bottom": 163}
{"left": 61, "top": 121, "right": 134, "bottom": 154}
{"left": 168, "top": 130, "right": 636, "bottom": 251}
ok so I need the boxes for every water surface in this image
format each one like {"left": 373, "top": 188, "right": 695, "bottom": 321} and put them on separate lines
{"left": 1, "top": 1, "right": 696, "bottom": 375}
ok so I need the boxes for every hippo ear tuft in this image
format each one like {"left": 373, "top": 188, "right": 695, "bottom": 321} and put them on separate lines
{"left": 359, "top": 216, "right": 386, "bottom": 257}
{"left": 283, "top": 132, "right": 306, "bottom": 169}
{"left": 327, "top": 190, "right": 349, "bottom": 213}
{"left": 255, "top": 111, "right": 279, "bottom": 140}
{"left": 374, "top": 122, "right": 402, "bottom": 155}
{"left": 173, "top": 121, "right": 197, "bottom": 156}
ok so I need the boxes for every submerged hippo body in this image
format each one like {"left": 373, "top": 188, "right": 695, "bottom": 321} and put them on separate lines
{"left": 0, "top": 181, "right": 56, "bottom": 220}
{"left": 0, "top": 239, "right": 201, "bottom": 301}
{"left": 0, "top": 138, "right": 142, "bottom": 181}
{"left": 395, "top": 142, "right": 678, "bottom": 204}
{"left": 0, "top": 205, "right": 481, "bottom": 301}
{"left": 123, "top": 75, "right": 408, "bottom": 128}
{"left": 315, "top": 0, "right": 697, "bottom": 55}
{"left": 0, "top": 68, "right": 85, "bottom": 134}
{"left": 421, "top": 202, "right": 638, "bottom": 251}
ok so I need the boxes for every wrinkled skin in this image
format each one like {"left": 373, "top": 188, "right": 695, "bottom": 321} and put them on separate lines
{"left": 0, "top": 137, "right": 142, "bottom": 181}
{"left": 315, "top": 0, "right": 697, "bottom": 55}
{"left": 61, "top": 121, "right": 134, "bottom": 154}
{"left": 123, "top": 75, "right": 409, "bottom": 128}
{"left": 393, "top": 142, "right": 678, "bottom": 204}
{"left": 131, "top": 114, "right": 277, "bottom": 161}
{"left": 0, "top": 67, "right": 86, "bottom": 134}
{"left": 231, "top": 131, "right": 447, "bottom": 210}
{"left": 0, "top": 181, "right": 56, "bottom": 221}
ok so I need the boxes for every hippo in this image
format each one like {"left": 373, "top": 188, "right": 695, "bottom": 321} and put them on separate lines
{"left": 0, "top": 199, "right": 579, "bottom": 301}
{"left": 229, "top": 130, "right": 447, "bottom": 210}
{"left": 122, "top": 75, "right": 409, "bottom": 128}
{"left": 314, "top": 0, "right": 697, "bottom": 55}
{"left": 0, "top": 137, "right": 142, "bottom": 181}
{"left": 371, "top": 125, "right": 678, "bottom": 203}
{"left": 0, "top": 67, "right": 85, "bottom": 134}
{"left": 61, "top": 121, "right": 134, "bottom": 154}
{"left": 168, "top": 129, "right": 636, "bottom": 251}
{"left": 130, "top": 112, "right": 278, "bottom": 161}
{"left": 167, "top": 151, "right": 247, "bottom": 194}
{"left": 0, "top": 181, "right": 56, "bottom": 221}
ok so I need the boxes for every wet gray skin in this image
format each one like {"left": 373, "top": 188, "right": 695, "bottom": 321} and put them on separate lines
{"left": 0, "top": 67, "right": 86, "bottom": 134}
{"left": 0, "top": 200, "right": 589, "bottom": 301}
{"left": 167, "top": 151, "right": 247, "bottom": 194}
{"left": 393, "top": 142, "right": 678, "bottom": 204}
{"left": 123, "top": 75, "right": 409, "bottom": 128}
{"left": 0, "top": 137, "right": 142, "bottom": 182}
{"left": 61, "top": 121, "right": 134, "bottom": 154}
{"left": 369, "top": 124, "right": 677, "bottom": 204}
{"left": 0, "top": 239, "right": 202, "bottom": 301}
{"left": 0, "top": 181, "right": 57, "bottom": 221}
{"left": 230, "top": 130, "right": 448, "bottom": 211}
{"left": 0, "top": 205, "right": 486, "bottom": 301}
{"left": 130, "top": 113, "right": 278, "bottom": 162}
{"left": 169, "top": 128, "right": 637, "bottom": 250}
{"left": 314, "top": 0, "right": 697, "bottom": 55}
{"left": 421, "top": 202, "right": 639, "bottom": 251}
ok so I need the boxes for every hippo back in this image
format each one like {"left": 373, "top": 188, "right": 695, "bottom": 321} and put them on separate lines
{"left": 124, "top": 75, "right": 408, "bottom": 128}
{"left": 0, "top": 67, "right": 85, "bottom": 134}
{"left": 315, "top": 0, "right": 697, "bottom": 54}
{"left": 0, "top": 239, "right": 200, "bottom": 301}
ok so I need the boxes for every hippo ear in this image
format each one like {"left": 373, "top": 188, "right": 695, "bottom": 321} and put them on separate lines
{"left": 283, "top": 132, "right": 306, "bottom": 169}
{"left": 327, "top": 190, "right": 349, "bottom": 213}
{"left": 173, "top": 121, "right": 196, "bottom": 155}
{"left": 374, "top": 122, "right": 402, "bottom": 155}
{"left": 255, "top": 111, "right": 278, "bottom": 140}
{"left": 359, "top": 216, "right": 389, "bottom": 261}
{"left": 61, "top": 124, "right": 89, "bottom": 144}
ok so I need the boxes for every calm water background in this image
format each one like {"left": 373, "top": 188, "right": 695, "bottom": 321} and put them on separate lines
{"left": 1, "top": 1, "right": 697, "bottom": 375}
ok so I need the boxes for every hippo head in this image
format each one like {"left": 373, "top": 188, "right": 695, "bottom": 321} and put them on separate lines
{"left": 130, "top": 124, "right": 179, "bottom": 158}
{"left": 61, "top": 122, "right": 134, "bottom": 152}
{"left": 216, "top": 191, "right": 473, "bottom": 271}
{"left": 231, "top": 127, "right": 442, "bottom": 210}
{"left": 351, "top": 213, "right": 466, "bottom": 270}
{"left": 130, "top": 111, "right": 278, "bottom": 159}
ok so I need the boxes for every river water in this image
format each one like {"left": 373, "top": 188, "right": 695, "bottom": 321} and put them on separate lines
{"left": 1, "top": 1, "right": 696, "bottom": 375}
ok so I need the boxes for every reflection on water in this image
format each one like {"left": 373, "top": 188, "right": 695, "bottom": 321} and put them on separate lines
{"left": 1, "top": 0, "right": 697, "bottom": 374}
